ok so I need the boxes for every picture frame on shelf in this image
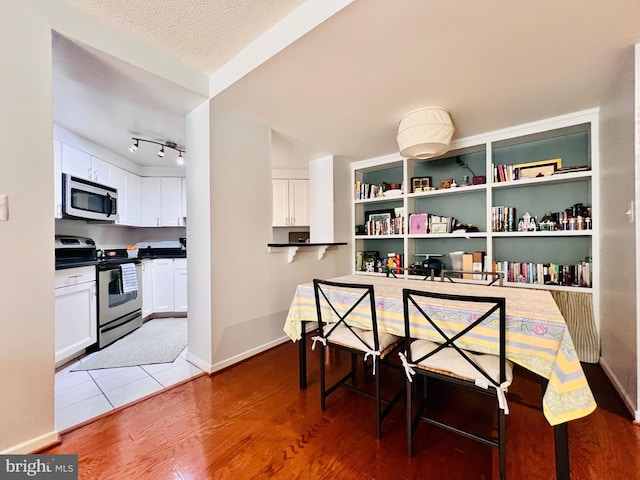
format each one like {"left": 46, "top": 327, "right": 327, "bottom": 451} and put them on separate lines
{"left": 430, "top": 222, "right": 449, "bottom": 234}
{"left": 409, "top": 213, "right": 428, "bottom": 234}
{"left": 514, "top": 158, "right": 562, "bottom": 179}
{"left": 411, "top": 176, "right": 432, "bottom": 193}
{"left": 365, "top": 208, "right": 395, "bottom": 224}
{"left": 439, "top": 178, "right": 454, "bottom": 189}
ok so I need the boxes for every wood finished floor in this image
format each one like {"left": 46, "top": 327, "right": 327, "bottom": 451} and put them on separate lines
{"left": 44, "top": 334, "right": 640, "bottom": 480}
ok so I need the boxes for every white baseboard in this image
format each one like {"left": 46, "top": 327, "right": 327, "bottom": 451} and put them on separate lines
{"left": 1, "top": 431, "right": 59, "bottom": 454}
{"left": 185, "top": 351, "right": 213, "bottom": 374}
{"left": 211, "top": 335, "right": 291, "bottom": 373}
{"left": 599, "top": 357, "right": 639, "bottom": 420}
{"left": 185, "top": 322, "right": 318, "bottom": 375}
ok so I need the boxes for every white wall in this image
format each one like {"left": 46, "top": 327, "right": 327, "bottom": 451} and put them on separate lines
{"left": 599, "top": 45, "right": 638, "bottom": 416}
{"left": 0, "top": 1, "right": 58, "bottom": 453}
{"left": 184, "top": 100, "right": 214, "bottom": 371}
{"left": 310, "top": 156, "right": 334, "bottom": 243}
{"left": 205, "top": 103, "right": 349, "bottom": 371}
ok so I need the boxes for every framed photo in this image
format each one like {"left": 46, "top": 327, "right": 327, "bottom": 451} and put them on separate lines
{"left": 430, "top": 221, "right": 449, "bottom": 234}
{"left": 439, "top": 178, "right": 454, "bottom": 189}
{"left": 409, "top": 213, "right": 428, "bottom": 234}
{"left": 411, "top": 176, "right": 432, "bottom": 193}
{"left": 514, "top": 158, "right": 562, "bottom": 179}
{"left": 365, "top": 208, "right": 395, "bottom": 224}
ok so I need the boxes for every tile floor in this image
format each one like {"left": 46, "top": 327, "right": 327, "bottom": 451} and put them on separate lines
{"left": 55, "top": 347, "right": 203, "bottom": 431}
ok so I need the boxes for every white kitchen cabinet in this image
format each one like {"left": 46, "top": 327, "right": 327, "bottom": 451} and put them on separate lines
{"left": 140, "top": 177, "right": 184, "bottom": 227}
{"left": 90, "top": 155, "right": 112, "bottom": 185}
{"left": 272, "top": 178, "right": 310, "bottom": 227}
{"left": 60, "top": 143, "right": 117, "bottom": 186}
{"left": 55, "top": 266, "right": 96, "bottom": 365}
{"left": 54, "top": 140, "right": 62, "bottom": 218}
{"left": 61, "top": 143, "right": 92, "bottom": 180}
{"left": 161, "top": 177, "right": 182, "bottom": 227}
{"left": 151, "top": 258, "right": 175, "bottom": 312}
{"left": 173, "top": 258, "right": 188, "bottom": 312}
{"left": 125, "top": 171, "right": 141, "bottom": 226}
{"left": 141, "top": 260, "right": 154, "bottom": 318}
{"left": 140, "top": 177, "right": 162, "bottom": 226}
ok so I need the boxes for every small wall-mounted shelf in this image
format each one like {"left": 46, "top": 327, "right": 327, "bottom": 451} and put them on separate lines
{"left": 267, "top": 242, "right": 347, "bottom": 263}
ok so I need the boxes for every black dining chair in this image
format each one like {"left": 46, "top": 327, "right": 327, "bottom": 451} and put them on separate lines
{"left": 400, "top": 288, "right": 512, "bottom": 480}
{"left": 312, "top": 279, "right": 404, "bottom": 439}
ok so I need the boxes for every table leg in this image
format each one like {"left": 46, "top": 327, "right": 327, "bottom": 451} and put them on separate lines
{"left": 299, "top": 321, "right": 307, "bottom": 389}
{"left": 554, "top": 422, "right": 569, "bottom": 480}
{"left": 541, "top": 377, "right": 569, "bottom": 479}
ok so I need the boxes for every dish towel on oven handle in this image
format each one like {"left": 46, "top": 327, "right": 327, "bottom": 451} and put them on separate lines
{"left": 120, "top": 263, "right": 138, "bottom": 293}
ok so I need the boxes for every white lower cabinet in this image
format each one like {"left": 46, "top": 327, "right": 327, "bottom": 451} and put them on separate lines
{"left": 173, "top": 258, "right": 188, "bottom": 312}
{"left": 141, "top": 260, "right": 154, "bottom": 318}
{"left": 55, "top": 267, "right": 96, "bottom": 365}
{"left": 142, "top": 258, "right": 188, "bottom": 316}
{"left": 151, "top": 258, "right": 175, "bottom": 313}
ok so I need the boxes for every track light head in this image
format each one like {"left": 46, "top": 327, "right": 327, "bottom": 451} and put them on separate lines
{"left": 157, "top": 145, "right": 165, "bottom": 158}
{"left": 176, "top": 152, "right": 184, "bottom": 166}
{"left": 128, "top": 139, "right": 139, "bottom": 153}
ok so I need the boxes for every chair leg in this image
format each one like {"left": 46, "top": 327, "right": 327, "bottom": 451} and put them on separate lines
{"left": 406, "top": 375, "right": 414, "bottom": 456}
{"left": 498, "top": 408, "right": 506, "bottom": 480}
{"left": 320, "top": 344, "right": 326, "bottom": 411}
{"left": 375, "top": 357, "right": 381, "bottom": 439}
{"left": 351, "top": 351, "right": 357, "bottom": 384}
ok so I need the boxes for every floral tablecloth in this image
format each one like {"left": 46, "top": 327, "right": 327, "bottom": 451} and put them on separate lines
{"left": 284, "top": 274, "right": 596, "bottom": 426}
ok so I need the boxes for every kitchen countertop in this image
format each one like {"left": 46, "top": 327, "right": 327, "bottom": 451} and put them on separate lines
{"left": 55, "top": 253, "right": 187, "bottom": 270}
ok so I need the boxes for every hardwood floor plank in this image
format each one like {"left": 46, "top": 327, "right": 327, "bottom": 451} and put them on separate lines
{"left": 43, "top": 336, "right": 640, "bottom": 479}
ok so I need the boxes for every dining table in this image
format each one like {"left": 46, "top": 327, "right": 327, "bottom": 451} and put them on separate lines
{"left": 283, "top": 274, "right": 597, "bottom": 480}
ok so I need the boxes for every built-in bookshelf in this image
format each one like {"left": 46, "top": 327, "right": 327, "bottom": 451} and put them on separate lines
{"left": 351, "top": 109, "right": 598, "bottom": 297}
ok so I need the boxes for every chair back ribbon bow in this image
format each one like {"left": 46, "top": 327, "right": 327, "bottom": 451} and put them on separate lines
{"left": 311, "top": 335, "right": 327, "bottom": 350}
{"left": 399, "top": 351, "right": 416, "bottom": 382}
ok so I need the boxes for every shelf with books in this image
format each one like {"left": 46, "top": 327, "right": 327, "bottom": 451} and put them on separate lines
{"left": 493, "top": 258, "right": 592, "bottom": 289}
{"left": 350, "top": 109, "right": 598, "bottom": 296}
{"left": 490, "top": 170, "right": 591, "bottom": 190}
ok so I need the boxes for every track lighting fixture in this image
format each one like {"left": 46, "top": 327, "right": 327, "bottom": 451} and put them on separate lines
{"left": 128, "top": 137, "right": 186, "bottom": 165}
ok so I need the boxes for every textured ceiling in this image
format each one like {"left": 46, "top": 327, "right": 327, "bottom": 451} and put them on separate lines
{"left": 64, "top": 0, "right": 306, "bottom": 74}
{"left": 54, "top": 0, "right": 640, "bottom": 168}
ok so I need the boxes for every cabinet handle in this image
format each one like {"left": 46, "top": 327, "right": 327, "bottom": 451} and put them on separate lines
{"left": 157, "top": 217, "right": 160, "bottom": 227}
{"left": 88, "top": 167, "right": 92, "bottom": 179}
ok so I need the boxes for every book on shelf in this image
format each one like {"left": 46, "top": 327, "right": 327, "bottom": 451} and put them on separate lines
{"left": 493, "top": 164, "right": 518, "bottom": 183}
{"left": 354, "top": 181, "right": 383, "bottom": 200}
{"left": 492, "top": 206, "right": 516, "bottom": 232}
{"left": 492, "top": 258, "right": 591, "bottom": 287}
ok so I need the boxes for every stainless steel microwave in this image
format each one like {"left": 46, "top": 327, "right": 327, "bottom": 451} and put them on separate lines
{"left": 62, "top": 173, "right": 118, "bottom": 221}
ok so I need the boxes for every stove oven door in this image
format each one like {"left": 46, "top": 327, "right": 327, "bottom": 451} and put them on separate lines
{"left": 97, "top": 262, "right": 142, "bottom": 326}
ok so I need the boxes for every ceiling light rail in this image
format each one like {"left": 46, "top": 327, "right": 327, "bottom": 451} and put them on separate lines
{"left": 129, "top": 137, "right": 185, "bottom": 165}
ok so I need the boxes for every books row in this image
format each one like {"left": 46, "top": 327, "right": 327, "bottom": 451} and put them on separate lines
{"left": 493, "top": 164, "right": 519, "bottom": 182}
{"left": 492, "top": 206, "right": 517, "bottom": 232}
{"left": 365, "top": 214, "right": 404, "bottom": 236}
{"left": 492, "top": 260, "right": 592, "bottom": 287}
{"left": 354, "top": 181, "right": 383, "bottom": 200}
